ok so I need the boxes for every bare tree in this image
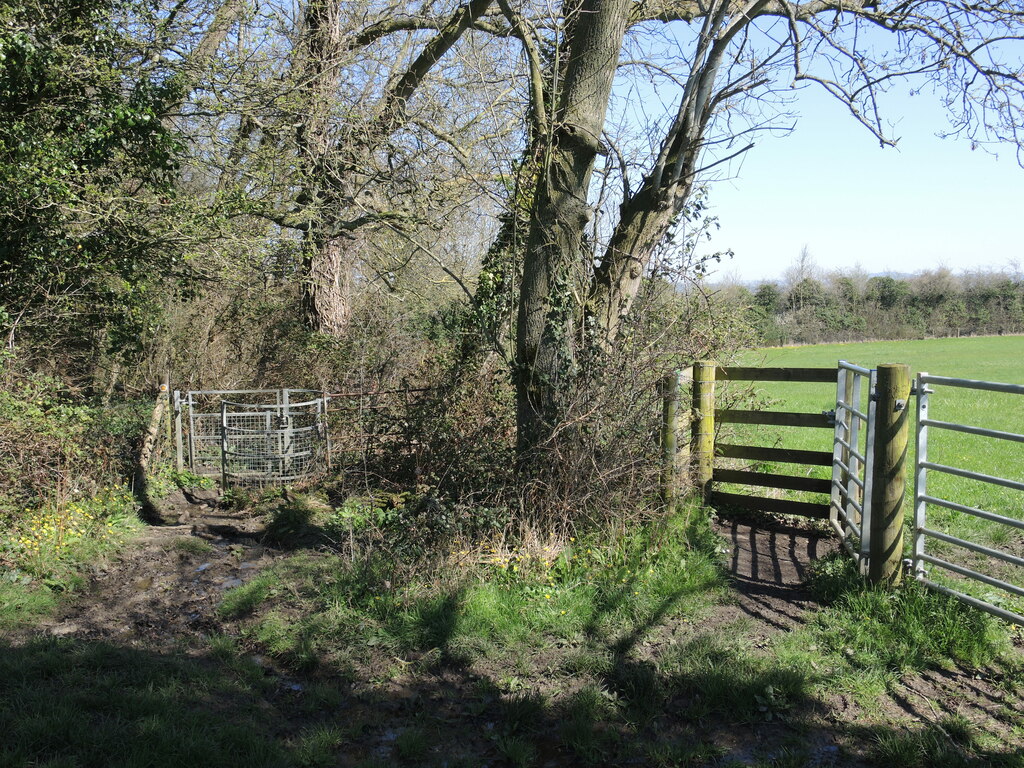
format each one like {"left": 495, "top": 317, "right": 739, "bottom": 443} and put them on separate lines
{"left": 500, "top": 0, "right": 1024, "bottom": 452}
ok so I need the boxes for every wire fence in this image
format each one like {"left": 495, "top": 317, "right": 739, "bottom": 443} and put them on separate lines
{"left": 175, "top": 387, "right": 435, "bottom": 487}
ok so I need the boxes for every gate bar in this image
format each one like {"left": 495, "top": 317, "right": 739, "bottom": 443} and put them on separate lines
{"left": 920, "top": 462, "right": 1024, "bottom": 493}
{"left": 919, "top": 375, "right": 1024, "bottom": 396}
{"left": 919, "top": 494, "right": 1024, "bottom": 531}
{"left": 918, "top": 579, "right": 1024, "bottom": 626}
{"left": 919, "top": 419, "right": 1024, "bottom": 444}
{"left": 917, "top": 554, "right": 1024, "bottom": 599}
{"left": 919, "top": 527, "right": 1024, "bottom": 568}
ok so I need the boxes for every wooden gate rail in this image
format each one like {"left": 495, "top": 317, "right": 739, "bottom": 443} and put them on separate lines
{"left": 696, "top": 364, "right": 839, "bottom": 520}
{"left": 664, "top": 360, "right": 911, "bottom": 587}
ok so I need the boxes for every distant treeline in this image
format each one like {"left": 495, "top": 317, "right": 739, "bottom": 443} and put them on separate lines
{"left": 720, "top": 268, "right": 1024, "bottom": 346}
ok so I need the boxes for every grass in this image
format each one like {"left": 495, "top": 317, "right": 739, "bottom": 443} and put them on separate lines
{"left": 0, "top": 637, "right": 293, "bottom": 768}
{"left": 200, "top": 498, "right": 1020, "bottom": 765}
{"left": 0, "top": 484, "right": 143, "bottom": 629}
{"left": 721, "top": 335, "right": 1024, "bottom": 616}
{"left": 2, "top": 492, "right": 1022, "bottom": 767}
{"left": 225, "top": 508, "right": 728, "bottom": 673}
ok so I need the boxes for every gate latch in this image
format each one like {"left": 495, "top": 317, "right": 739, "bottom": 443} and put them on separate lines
{"left": 822, "top": 409, "right": 837, "bottom": 426}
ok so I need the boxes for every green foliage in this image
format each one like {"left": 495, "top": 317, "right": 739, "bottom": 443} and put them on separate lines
{"left": 793, "top": 552, "right": 1011, "bottom": 682}
{"left": 0, "top": 0, "right": 183, "bottom": 376}
{"left": 743, "top": 269, "right": 1024, "bottom": 346}
{"left": 0, "top": 371, "right": 150, "bottom": 508}
{"left": 0, "top": 367, "right": 147, "bottom": 624}
{"left": 221, "top": 504, "right": 725, "bottom": 677}
{"left": 810, "top": 576, "right": 1005, "bottom": 672}
{"left": 264, "top": 497, "right": 319, "bottom": 546}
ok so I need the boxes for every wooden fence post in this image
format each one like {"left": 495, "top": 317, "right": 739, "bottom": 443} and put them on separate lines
{"left": 660, "top": 371, "right": 680, "bottom": 510}
{"left": 868, "top": 363, "right": 911, "bottom": 586}
{"left": 691, "top": 361, "right": 716, "bottom": 503}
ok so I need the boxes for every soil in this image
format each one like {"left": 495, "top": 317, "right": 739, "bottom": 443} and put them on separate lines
{"left": 26, "top": 490, "right": 277, "bottom": 650}
{"left": 5, "top": 497, "right": 1023, "bottom": 767}
{"left": 716, "top": 515, "right": 836, "bottom": 631}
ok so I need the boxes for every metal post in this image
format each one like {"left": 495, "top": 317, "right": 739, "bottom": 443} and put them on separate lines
{"left": 867, "top": 363, "right": 911, "bottom": 586}
{"left": 848, "top": 372, "right": 863, "bottom": 527}
{"left": 220, "top": 401, "right": 229, "bottom": 489}
{"left": 187, "top": 391, "right": 197, "bottom": 472}
{"left": 912, "top": 372, "right": 930, "bottom": 580}
{"left": 282, "top": 388, "right": 292, "bottom": 478}
{"left": 830, "top": 365, "right": 848, "bottom": 534}
{"left": 322, "top": 392, "right": 332, "bottom": 471}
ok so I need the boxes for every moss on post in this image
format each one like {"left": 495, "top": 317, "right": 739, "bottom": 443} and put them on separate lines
{"left": 691, "top": 361, "right": 716, "bottom": 503}
{"left": 868, "top": 363, "right": 911, "bottom": 586}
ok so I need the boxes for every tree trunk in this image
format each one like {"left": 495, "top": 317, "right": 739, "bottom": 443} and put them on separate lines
{"left": 302, "top": 233, "right": 354, "bottom": 336}
{"left": 588, "top": 175, "right": 693, "bottom": 351}
{"left": 514, "top": 0, "right": 632, "bottom": 454}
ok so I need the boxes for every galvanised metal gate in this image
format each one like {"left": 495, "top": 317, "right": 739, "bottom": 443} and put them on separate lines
{"left": 173, "top": 389, "right": 330, "bottom": 486}
{"left": 830, "top": 361, "right": 876, "bottom": 572}
{"left": 912, "top": 373, "right": 1024, "bottom": 624}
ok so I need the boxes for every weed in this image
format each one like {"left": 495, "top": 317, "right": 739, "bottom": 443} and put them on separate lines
{"left": 646, "top": 739, "right": 726, "bottom": 767}
{"left": 394, "top": 726, "right": 430, "bottom": 762}
{"left": 0, "top": 581, "right": 58, "bottom": 629}
{"left": 804, "top": 573, "right": 1005, "bottom": 672}
{"left": 494, "top": 734, "right": 537, "bottom": 768}
{"left": 873, "top": 721, "right": 979, "bottom": 768}
{"left": 499, "top": 691, "right": 547, "bottom": 735}
{"left": 169, "top": 537, "right": 215, "bottom": 556}
{"left": 294, "top": 724, "right": 346, "bottom": 767}
{"left": 207, "top": 633, "right": 238, "bottom": 662}
{"left": 219, "top": 573, "right": 278, "bottom": 619}
{"left": 264, "top": 497, "right": 317, "bottom": 545}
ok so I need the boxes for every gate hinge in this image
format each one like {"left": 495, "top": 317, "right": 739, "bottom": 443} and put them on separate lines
{"left": 910, "top": 385, "right": 934, "bottom": 396}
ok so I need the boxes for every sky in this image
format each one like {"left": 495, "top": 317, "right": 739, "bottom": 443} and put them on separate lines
{"left": 696, "top": 84, "right": 1024, "bottom": 285}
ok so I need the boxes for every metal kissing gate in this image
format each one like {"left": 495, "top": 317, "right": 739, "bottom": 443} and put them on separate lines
{"left": 172, "top": 389, "right": 330, "bottom": 486}
{"left": 830, "top": 362, "right": 876, "bottom": 572}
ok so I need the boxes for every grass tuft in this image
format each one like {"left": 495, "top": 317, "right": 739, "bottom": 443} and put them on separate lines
{"left": 803, "top": 552, "right": 1006, "bottom": 672}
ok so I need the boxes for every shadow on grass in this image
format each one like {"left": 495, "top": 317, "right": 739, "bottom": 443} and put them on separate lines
{"left": 4, "top": 630, "right": 1022, "bottom": 768}
{"left": 5, "top": 514, "right": 1022, "bottom": 768}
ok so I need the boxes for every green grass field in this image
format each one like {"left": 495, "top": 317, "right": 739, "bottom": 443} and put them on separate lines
{"left": 719, "top": 336, "right": 1024, "bottom": 616}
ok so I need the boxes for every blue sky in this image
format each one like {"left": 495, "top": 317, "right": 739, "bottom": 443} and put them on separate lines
{"left": 698, "top": 84, "right": 1024, "bottom": 284}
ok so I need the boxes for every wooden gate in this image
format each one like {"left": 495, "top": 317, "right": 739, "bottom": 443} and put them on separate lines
{"left": 694, "top": 364, "right": 838, "bottom": 519}
{"left": 670, "top": 360, "right": 878, "bottom": 532}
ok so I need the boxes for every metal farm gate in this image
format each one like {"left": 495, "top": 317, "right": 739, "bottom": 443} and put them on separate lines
{"left": 173, "top": 389, "right": 330, "bottom": 487}
{"left": 912, "top": 373, "right": 1024, "bottom": 624}
{"left": 683, "top": 360, "right": 1024, "bottom": 622}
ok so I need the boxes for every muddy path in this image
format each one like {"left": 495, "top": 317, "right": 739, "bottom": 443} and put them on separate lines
{"left": 31, "top": 491, "right": 280, "bottom": 649}
{"left": 717, "top": 516, "right": 837, "bottom": 630}
{"left": 6, "top": 499, "right": 1022, "bottom": 767}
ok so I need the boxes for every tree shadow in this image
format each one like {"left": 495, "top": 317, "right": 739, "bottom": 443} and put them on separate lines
{"left": 6, "top": 628, "right": 1020, "bottom": 768}
{"left": 6, "top": 513, "right": 1022, "bottom": 768}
